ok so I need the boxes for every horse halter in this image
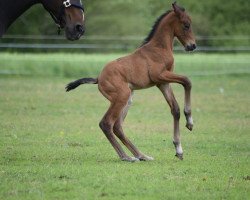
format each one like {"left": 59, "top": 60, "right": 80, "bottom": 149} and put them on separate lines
{"left": 49, "top": 0, "right": 84, "bottom": 34}
{"left": 62, "top": 0, "right": 84, "bottom": 10}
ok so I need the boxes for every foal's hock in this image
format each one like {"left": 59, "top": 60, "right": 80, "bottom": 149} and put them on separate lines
{"left": 66, "top": 2, "right": 196, "bottom": 162}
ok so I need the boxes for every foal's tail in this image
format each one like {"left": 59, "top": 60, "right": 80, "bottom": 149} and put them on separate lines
{"left": 65, "top": 77, "right": 98, "bottom": 92}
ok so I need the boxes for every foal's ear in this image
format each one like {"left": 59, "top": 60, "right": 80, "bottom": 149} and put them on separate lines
{"left": 172, "top": 2, "right": 185, "bottom": 17}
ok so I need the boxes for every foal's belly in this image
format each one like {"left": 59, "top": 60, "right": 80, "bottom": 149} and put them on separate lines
{"left": 128, "top": 82, "right": 155, "bottom": 90}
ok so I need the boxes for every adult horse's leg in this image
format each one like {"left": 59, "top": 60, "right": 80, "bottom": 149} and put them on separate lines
{"left": 113, "top": 92, "right": 154, "bottom": 161}
{"left": 158, "top": 83, "right": 183, "bottom": 160}
{"left": 158, "top": 71, "right": 194, "bottom": 131}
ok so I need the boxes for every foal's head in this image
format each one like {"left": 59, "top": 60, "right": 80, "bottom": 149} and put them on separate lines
{"left": 41, "top": 0, "right": 85, "bottom": 41}
{"left": 172, "top": 2, "right": 196, "bottom": 51}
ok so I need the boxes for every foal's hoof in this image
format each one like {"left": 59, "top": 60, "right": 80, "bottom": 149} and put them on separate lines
{"left": 175, "top": 153, "right": 183, "bottom": 160}
{"left": 121, "top": 157, "right": 139, "bottom": 162}
{"left": 137, "top": 155, "right": 154, "bottom": 161}
{"left": 186, "top": 123, "right": 193, "bottom": 131}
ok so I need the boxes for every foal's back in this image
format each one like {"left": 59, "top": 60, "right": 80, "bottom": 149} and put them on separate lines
{"left": 98, "top": 45, "right": 169, "bottom": 92}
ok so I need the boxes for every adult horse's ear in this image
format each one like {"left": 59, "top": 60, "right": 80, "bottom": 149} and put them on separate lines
{"left": 172, "top": 2, "right": 184, "bottom": 17}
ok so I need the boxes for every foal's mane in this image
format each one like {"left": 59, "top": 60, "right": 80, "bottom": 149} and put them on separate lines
{"left": 141, "top": 10, "right": 172, "bottom": 46}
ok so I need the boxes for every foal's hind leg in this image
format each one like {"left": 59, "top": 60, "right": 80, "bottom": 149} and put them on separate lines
{"left": 158, "top": 83, "right": 183, "bottom": 160}
{"left": 99, "top": 89, "right": 139, "bottom": 162}
{"left": 113, "top": 92, "right": 154, "bottom": 161}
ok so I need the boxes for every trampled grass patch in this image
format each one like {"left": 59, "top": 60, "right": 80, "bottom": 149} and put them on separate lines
{"left": 0, "top": 53, "right": 249, "bottom": 199}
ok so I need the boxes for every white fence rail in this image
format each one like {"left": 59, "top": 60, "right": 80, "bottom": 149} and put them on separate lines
{"left": 1, "top": 35, "right": 250, "bottom": 52}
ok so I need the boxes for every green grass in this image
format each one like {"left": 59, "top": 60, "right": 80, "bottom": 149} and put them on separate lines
{"left": 0, "top": 52, "right": 249, "bottom": 77}
{"left": 0, "top": 53, "right": 249, "bottom": 200}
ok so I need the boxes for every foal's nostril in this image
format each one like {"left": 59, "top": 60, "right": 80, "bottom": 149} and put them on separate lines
{"left": 192, "top": 44, "right": 197, "bottom": 50}
{"left": 75, "top": 24, "right": 84, "bottom": 34}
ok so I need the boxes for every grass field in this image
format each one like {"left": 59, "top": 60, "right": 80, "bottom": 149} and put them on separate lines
{"left": 0, "top": 53, "right": 249, "bottom": 199}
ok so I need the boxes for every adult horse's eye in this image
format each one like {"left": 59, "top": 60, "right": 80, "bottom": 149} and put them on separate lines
{"left": 184, "top": 23, "right": 190, "bottom": 31}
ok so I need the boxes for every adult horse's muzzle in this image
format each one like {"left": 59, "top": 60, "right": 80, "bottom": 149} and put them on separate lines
{"left": 65, "top": 23, "right": 85, "bottom": 41}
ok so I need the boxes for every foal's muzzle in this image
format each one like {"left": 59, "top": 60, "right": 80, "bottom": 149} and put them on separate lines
{"left": 185, "top": 44, "right": 196, "bottom": 51}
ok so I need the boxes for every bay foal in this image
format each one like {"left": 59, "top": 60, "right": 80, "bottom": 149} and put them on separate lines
{"left": 66, "top": 2, "right": 196, "bottom": 162}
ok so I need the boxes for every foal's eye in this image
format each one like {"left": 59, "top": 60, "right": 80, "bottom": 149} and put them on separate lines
{"left": 184, "top": 23, "right": 190, "bottom": 31}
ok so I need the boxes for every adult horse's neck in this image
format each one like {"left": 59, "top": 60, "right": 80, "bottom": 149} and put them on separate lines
{"left": 149, "top": 12, "right": 176, "bottom": 52}
{"left": 0, "top": 0, "right": 39, "bottom": 36}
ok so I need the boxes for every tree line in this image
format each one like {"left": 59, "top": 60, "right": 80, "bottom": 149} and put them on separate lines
{"left": 5, "top": 0, "right": 250, "bottom": 47}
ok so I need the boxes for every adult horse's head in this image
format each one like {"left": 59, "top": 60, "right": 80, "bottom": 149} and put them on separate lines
{"left": 41, "top": 0, "right": 85, "bottom": 41}
{"left": 172, "top": 2, "right": 196, "bottom": 51}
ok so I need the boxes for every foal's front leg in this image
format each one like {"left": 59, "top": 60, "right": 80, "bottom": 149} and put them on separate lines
{"left": 157, "top": 71, "right": 194, "bottom": 131}
{"left": 157, "top": 83, "right": 183, "bottom": 160}
{"left": 184, "top": 86, "right": 193, "bottom": 131}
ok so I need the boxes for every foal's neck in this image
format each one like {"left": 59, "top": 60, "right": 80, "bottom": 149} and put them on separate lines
{"left": 0, "top": 0, "right": 39, "bottom": 36}
{"left": 149, "top": 13, "right": 175, "bottom": 52}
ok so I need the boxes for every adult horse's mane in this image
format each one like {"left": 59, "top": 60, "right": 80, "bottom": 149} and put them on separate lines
{"left": 141, "top": 10, "right": 172, "bottom": 46}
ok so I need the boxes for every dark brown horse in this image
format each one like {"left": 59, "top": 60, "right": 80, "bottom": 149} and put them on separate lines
{"left": 66, "top": 2, "right": 196, "bottom": 162}
{"left": 0, "top": 0, "right": 85, "bottom": 40}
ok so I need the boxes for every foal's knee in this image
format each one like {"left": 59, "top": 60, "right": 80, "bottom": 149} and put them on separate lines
{"left": 183, "top": 77, "right": 192, "bottom": 90}
{"left": 171, "top": 106, "right": 180, "bottom": 120}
